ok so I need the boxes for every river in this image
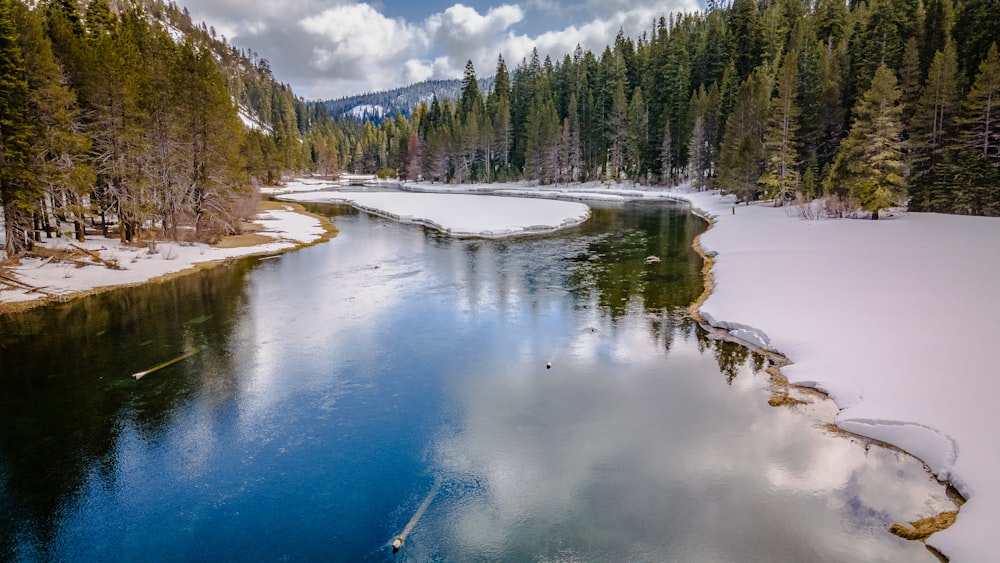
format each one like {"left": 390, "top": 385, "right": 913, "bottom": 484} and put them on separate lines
{"left": 0, "top": 199, "right": 950, "bottom": 561}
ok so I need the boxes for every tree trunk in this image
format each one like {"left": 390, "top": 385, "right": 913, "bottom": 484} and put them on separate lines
{"left": 871, "top": 208, "right": 880, "bottom": 220}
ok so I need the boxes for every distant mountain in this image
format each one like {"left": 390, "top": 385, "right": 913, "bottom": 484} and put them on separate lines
{"left": 320, "top": 78, "right": 494, "bottom": 123}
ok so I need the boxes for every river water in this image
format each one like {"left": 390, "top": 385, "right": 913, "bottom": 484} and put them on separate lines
{"left": 0, "top": 200, "right": 950, "bottom": 561}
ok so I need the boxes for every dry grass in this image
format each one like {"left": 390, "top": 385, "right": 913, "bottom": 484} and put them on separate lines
{"left": 686, "top": 231, "right": 716, "bottom": 324}
{"left": 768, "top": 392, "right": 808, "bottom": 408}
{"left": 889, "top": 511, "right": 959, "bottom": 542}
{"left": 213, "top": 200, "right": 337, "bottom": 249}
{"left": 213, "top": 232, "right": 274, "bottom": 249}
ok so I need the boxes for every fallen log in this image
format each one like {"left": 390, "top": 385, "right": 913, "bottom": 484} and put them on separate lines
{"left": 69, "top": 244, "right": 121, "bottom": 270}
{"left": 0, "top": 273, "right": 56, "bottom": 296}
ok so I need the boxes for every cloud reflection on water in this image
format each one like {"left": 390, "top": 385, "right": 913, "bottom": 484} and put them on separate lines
{"left": 428, "top": 312, "right": 950, "bottom": 561}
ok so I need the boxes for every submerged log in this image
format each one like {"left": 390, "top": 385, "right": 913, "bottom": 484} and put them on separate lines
{"left": 132, "top": 349, "right": 200, "bottom": 380}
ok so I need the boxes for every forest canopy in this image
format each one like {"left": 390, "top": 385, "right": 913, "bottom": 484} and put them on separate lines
{"left": 2, "top": 0, "right": 999, "bottom": 262}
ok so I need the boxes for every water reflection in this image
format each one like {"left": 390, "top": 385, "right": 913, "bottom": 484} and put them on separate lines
{"left": 0, "top": 201, "right": 950, "bottom": 561}
{"left": 424, "top": 312, "right": 945, "bottom": 562}
{"left": 0, "top": 265, "right": 252, "bottom": 559}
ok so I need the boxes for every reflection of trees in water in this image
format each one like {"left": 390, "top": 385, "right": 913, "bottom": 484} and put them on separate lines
{"left": 0, "top": 262, "right": 253, "bottom": 558}
{"left": 693, "top": 330, "right": 768, "bottom": 384}
{"left": 566, "top": 204, "right": 707, "bottom": 347}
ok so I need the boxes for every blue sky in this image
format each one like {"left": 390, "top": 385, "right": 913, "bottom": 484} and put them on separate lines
{"left": 181, "top": 0, "right": 703, "bottom": 100}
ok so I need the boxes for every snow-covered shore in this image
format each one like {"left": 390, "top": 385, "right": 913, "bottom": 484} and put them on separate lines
{"left": 669, "top": 190, "right": 999, "bottom": 562}
{"left": 282, "top": 178, "right": 995, "bottom": 559}
{"left": 0, "top": 204, "right": 329, "bottom": 309}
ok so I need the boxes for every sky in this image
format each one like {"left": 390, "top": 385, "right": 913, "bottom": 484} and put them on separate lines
{"left": 180, "top": 0, "right": 703, "bottom": 100}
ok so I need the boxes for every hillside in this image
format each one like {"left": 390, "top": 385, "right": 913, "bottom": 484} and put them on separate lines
{"left": 319, "top": 77, "right": 495, "bottom": 123}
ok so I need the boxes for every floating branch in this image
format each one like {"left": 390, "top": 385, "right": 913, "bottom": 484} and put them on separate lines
{"left": 132, "top": 349, "right": 200, "bottom": 380}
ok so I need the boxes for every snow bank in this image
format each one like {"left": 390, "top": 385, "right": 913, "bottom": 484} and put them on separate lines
{"left": 258, "top": 178, "right": 341, "bottom": 196}
{"left": 0, "top": 206, "right": 326, "bottom": 306}
{"left": 277, "top": 191, "right": 591, "bottom": 238}
{"left": 672, "top": 189, "right": 1000, "bottom": 562}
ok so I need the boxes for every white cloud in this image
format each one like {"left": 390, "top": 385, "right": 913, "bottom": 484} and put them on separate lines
{"left": 301, "top": 4, "right": 427, "bottom": 77}
{"left": 402, "top": 59, "right": 435, "bottom": 84}
{"left": 182, "top": 0, "right": 705, "bottom": 100}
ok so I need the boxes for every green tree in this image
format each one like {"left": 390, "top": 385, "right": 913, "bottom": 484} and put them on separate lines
{"left": 174, "top": 37, "right": 246, "bottom": 238}
{"left": 626, "top": 86, "right": 648, "bottom": 181}
{"left": 759, "top": 50, "right": 801, "bottom": 203}
{"left": 717, "top": 66, "right": 772, "bottom": 201}
{"left": 954, "top": 42, "right": 1000, "bottom": 215}
{"left": 12, "top": 0, "right": 92, "bottom": 242}
{"left": 0, "top": 0, "right": 35, "bottom": 256}
{"left": 607, "top": 76, "right": 628, "bottom": 179}
{"left": 909, "top": 41, "right": 960, "bottom": 212}
{"left": 659, "top": 118, "right": 672, "bottom": 184}
{"left": 960, "top": 42, "right": 1000, "bottom": 165}
{"left": 459, "top": 59, "right": 481, "bottom": 123}
{"left": 826, "top": 65, "right": 907, "bottom": 219}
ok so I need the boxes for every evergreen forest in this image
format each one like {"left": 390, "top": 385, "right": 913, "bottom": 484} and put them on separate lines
{"left": 2, "top": 0, "right": 999, "bottom": 262}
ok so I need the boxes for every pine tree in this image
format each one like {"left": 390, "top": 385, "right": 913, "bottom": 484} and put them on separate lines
{"left": 12, "top": 0, "right": 93, "bottom": 242}
{"left": 0, "top": 0, "right": 37, "bottom": 256}
{"left": 826, "top": 65, "right": 907, "bottom": 219}
{"left": 758, "top": 50, "right": 801, "bottom": 204}
{"left": 961, "top": 42, "right": 1000, "bottom": 165}
{"left": 659, "top": 119, "right": 672, "bottom": 184}
{"left": 909, "top": 41, "right": 961, "bottom": 212}
{"left": 955, "top": 42, "right": 1000, "bottom": 215}
{"left": 794, "top": 25, "right": 822, "bottom": 168}
{"left": 815, "top": 38, "right": 846, "bottom": 168}
{"left": 459, "top": 59, "right": 481, "bottom": 124}
{"left": 626, "top": 86, "right": 648, "bottom": 181}
{"left": 487, "top": 55, "right": 512, "bottom": 178}
{"left": 922, "top": 0, "right": 955, "bottom": 72}
{"left": 717, "top": 66, "right": 773, "bottom": 202}
{"left": 729, "top": 0, "right": 764, "bottom": 78}
{"left": 688, "top": 115, "right": 708, "bottom": 189}
{"left": 898, "top": 37, "right": 922, "bottom": 125}
{"left": 607, "top": 77, "right": 628, "bottom": 180}
{"left": 954, "top": 0, "right": 1000, "bottom": 83}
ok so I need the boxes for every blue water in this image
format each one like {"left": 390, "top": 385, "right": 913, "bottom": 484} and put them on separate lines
{"left": 0, "top": 201, "right": 949, "bottom": 561}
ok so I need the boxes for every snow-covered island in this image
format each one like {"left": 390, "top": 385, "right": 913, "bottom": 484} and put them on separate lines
{"left": 277, "top": 188, "right": 591, "bottom": 238}
{"left": 0, "top": 203, "right": 330, "bottom": 310}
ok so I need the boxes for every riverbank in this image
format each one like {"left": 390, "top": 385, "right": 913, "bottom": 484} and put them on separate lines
{"left": 0, "top": 200, "right": 333, "bottom": 315}
{"left": 668, "top": 189, "right": 999, "bottom": 562}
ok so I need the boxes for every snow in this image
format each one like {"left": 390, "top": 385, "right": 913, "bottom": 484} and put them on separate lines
{"left": 237, "top": 106, "right": 271, "bottom": 133}
{"left": 277, "top": 191, "right": 591, "bottom": 238}
{"left": 669, "top": 189, "right": 1000, "bottom": 562}
{"left": 259, "top": 178, "right": 341, "bottom": 196}
{"left": 0, "top": 206, "right": 325, "bottom": 306}
{"left": 344, "top": 104, "right": 386, "bottom": 119}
